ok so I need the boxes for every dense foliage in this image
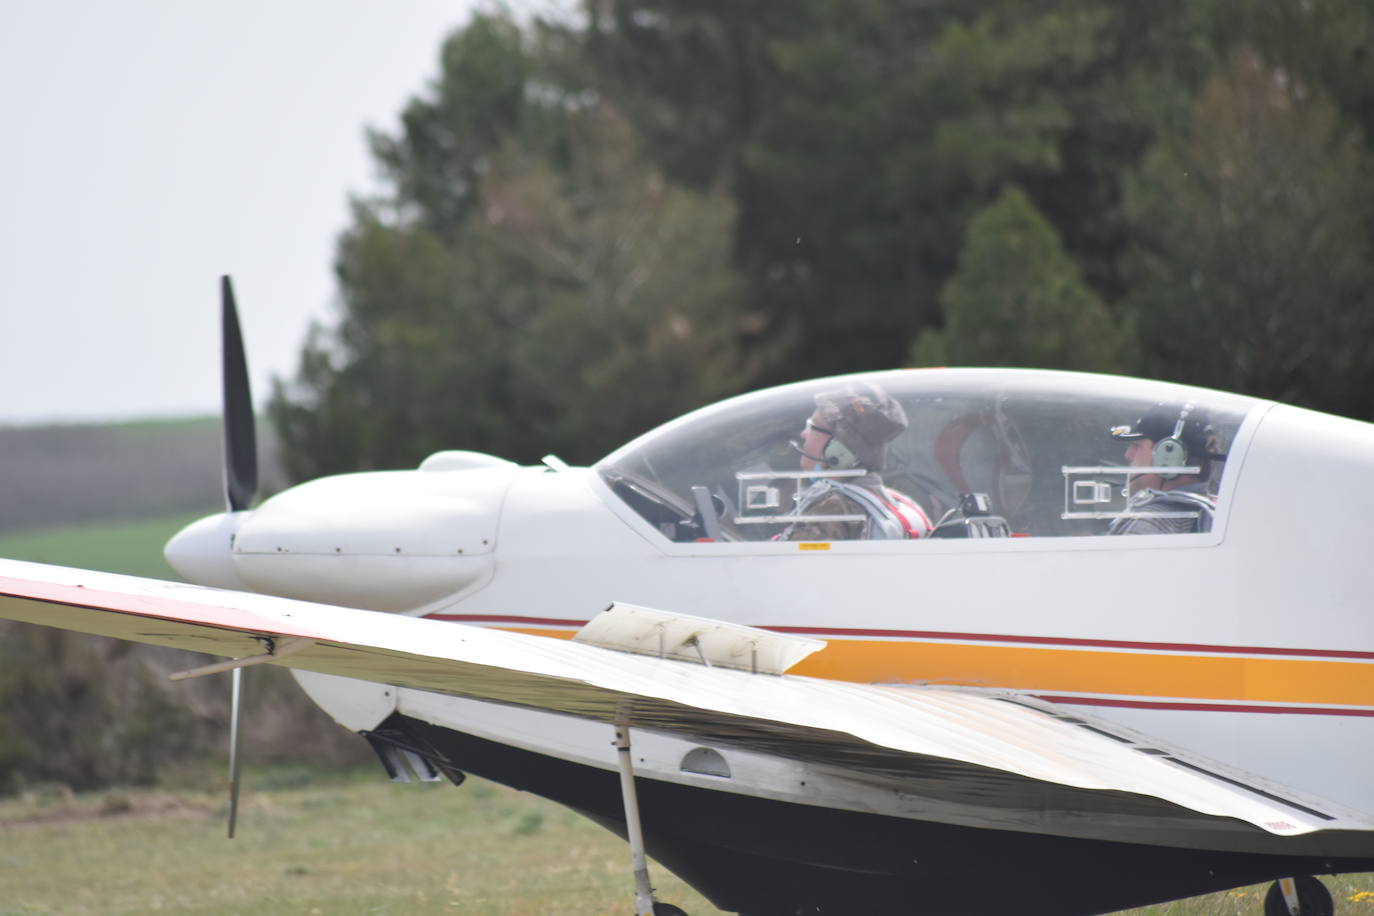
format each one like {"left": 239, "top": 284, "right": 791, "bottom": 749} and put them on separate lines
{"left": 269, "top": 1, "right": 1374, "bottom": 471}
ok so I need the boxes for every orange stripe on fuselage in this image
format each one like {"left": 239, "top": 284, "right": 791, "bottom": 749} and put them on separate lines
{"left": 786, "top": 639, "right": 1374, "bottom": 707}
{"left": 496, "top": 627, "right": 1374, "bottom": 707}
{"left": 510, "top": 627, "right": 582, "bottom": 641}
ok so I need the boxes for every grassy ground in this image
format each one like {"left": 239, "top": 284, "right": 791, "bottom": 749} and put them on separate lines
{"left": 2, "top": 769, "right": 1373, "bottom": 915}
{"left": 0, "top": 768, "right": 719, "bottom": 916}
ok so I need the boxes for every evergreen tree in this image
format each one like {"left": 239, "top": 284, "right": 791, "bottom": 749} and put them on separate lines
{"left": 1198, "top": 0, "right": 1374, "bottom": 145}
{"left": 368, "top": 14, "right": 536, "bottom": 241}
{"left": 270, "top": 14, "right": 752, "bottom": 480}
{"left": 1124, "top": 52, "right": 1374, "bottom": 416}
{"left": 911, "top": 186, "right": 1138, "bottom": 373}
{"left": 585, "top": 0, "right": 1207, "bottom": 381}
{"left": 271, "top": 3, "right": 1374, "bottom": 490}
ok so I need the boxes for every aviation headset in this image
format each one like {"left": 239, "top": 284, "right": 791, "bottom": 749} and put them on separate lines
{"left": 1151, "top": 402, "right": 1193, "bottom": 478}
{"left": 795, "top": 419, "right": 861, "bottom": 469}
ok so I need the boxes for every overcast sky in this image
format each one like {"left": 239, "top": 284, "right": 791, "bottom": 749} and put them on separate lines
{"left": 0, "top": 2, "right": 498, "bottom": 425}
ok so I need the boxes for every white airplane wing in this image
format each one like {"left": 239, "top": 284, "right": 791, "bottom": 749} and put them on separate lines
{"left": 2, "top": 557, "right": 1370, "bottom": 846}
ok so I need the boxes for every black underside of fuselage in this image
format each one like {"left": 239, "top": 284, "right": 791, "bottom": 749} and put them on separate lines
{"left": 388, "top": 714, "right": 1374, "bottom": 915}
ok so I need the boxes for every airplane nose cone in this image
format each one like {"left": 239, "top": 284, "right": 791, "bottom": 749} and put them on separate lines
{"left": 165, "top": 511, "right": 250, "bottom": 589}
{"left": 229, "top": 464, "right": 513, "bottom": 612}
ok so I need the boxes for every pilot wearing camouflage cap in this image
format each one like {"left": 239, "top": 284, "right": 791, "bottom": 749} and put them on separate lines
{"left": 784, "top": 381, "right": 932, "bottom": 541}
{"left": 1107, "top": 402, "right": 1224, "bottom": 535}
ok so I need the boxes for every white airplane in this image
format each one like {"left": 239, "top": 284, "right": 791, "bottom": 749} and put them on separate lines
{"left": 2, "top": 279, "right": 1372, "bottom": 916}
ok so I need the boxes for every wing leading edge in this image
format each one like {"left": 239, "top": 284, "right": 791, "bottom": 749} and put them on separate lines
{"left": 2, "top": 557, "right": 1371, "bottom": 850}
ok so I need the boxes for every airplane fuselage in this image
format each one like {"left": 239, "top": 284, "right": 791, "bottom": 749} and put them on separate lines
{"left": 167, "top": 370, "right": 1374, "bottom": 822}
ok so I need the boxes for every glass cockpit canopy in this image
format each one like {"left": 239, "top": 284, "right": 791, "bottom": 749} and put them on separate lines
{"left": 595, "top": 369, "right": 1259, "bottom": 542}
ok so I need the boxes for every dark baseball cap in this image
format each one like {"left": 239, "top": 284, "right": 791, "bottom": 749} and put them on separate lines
{"left": 1110, "top": 402, "right": 1215, "bottom": 453}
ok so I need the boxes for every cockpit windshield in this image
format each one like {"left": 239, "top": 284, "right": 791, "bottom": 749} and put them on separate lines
{"left": 595, "top": 369, "right": 1258, "bottom": 543}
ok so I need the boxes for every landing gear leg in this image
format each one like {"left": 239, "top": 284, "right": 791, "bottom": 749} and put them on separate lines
{"left": 614, "top": 716, "right": 688, "bottom": 916}
{"left": 1265, "top": 876, "right": 1334, "bottom": 916}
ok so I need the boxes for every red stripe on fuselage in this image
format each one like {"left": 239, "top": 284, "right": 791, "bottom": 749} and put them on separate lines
{"left": 426, "top": 613, "right": 587, "bottom": 628}
{"left": 1038, "top": 695, "right": 1374, "bottom": 717}
{"left": 762, "top": 625, "right": 1374, "bottom": 661}
{"left": 428, "top": 613, "right": 1374, "bottom": 661}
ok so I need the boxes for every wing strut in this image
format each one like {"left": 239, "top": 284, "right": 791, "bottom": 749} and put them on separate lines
{"left": 227, "top": 667, "right": 242, "bottom": 839}
{"left": 614, "top": 714, "right": 663, "bottom": 916}
{"left": 167, "top": 637, "right": 313, "bottom": 681}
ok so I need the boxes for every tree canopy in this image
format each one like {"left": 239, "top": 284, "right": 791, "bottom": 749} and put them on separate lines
{"left": 1124, "top": 51, "right": 1374, "bottom": 414}
{"left": 270, "top": 15, "right": 753, "bottom": 476}
{"left": 270, "top": 1, "right": 1374, "bottom": 479}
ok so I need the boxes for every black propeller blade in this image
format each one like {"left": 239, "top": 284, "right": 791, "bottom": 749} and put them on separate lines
{"left": 219, "top": 275, "right": 260, "bottom": 837}
{"left": 221, "top": 276, "right": 258, "bottom": 512}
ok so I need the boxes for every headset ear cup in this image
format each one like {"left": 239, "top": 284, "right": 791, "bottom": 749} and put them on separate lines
{"left": 1153, "top": 438, "right": 1186, "bottom": 470}
{"left": 824, "top": 438, "right": 859, "bottom": 470}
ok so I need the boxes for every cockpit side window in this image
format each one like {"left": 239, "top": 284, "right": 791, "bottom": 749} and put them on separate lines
{"left": 595, "top": 371, "right": 1255, "bottom": 543}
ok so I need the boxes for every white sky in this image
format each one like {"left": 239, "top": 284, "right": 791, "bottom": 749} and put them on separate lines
{"left": 0, "top": 2, "right": 493, "bottom": 425}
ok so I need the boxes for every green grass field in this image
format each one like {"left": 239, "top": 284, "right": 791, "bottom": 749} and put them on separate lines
{"left": 0, "top": 512, "right": 206, "bottom": 579}
{"left": 0, "top": 769, "right": 720, "bottom": 916}
{"left": 2, "top": 770, "right": 1373, "bottom": 916}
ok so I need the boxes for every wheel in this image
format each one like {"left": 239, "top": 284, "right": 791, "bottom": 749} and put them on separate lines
{"left": 1264, "top": 876, "right": 1334, "bottom": 916}
{"left": 652, "top": 904, "right": 688, "bottom": 916}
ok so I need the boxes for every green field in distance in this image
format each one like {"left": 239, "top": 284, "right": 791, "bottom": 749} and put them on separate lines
{"left": 0, "top": 512, "right": 206, "bottom": 579}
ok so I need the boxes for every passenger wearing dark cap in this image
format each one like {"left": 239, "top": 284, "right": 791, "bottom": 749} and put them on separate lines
{"left": 1107, "top": 402, "right": 1223, "bottom": 535}
{"left": 784, "top": 382, "right": 932, "bottom": 541}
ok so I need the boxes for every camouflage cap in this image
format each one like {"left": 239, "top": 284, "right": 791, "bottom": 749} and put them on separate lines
{"left": 814, "top": 381, "right": 908, "bottom": 469}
